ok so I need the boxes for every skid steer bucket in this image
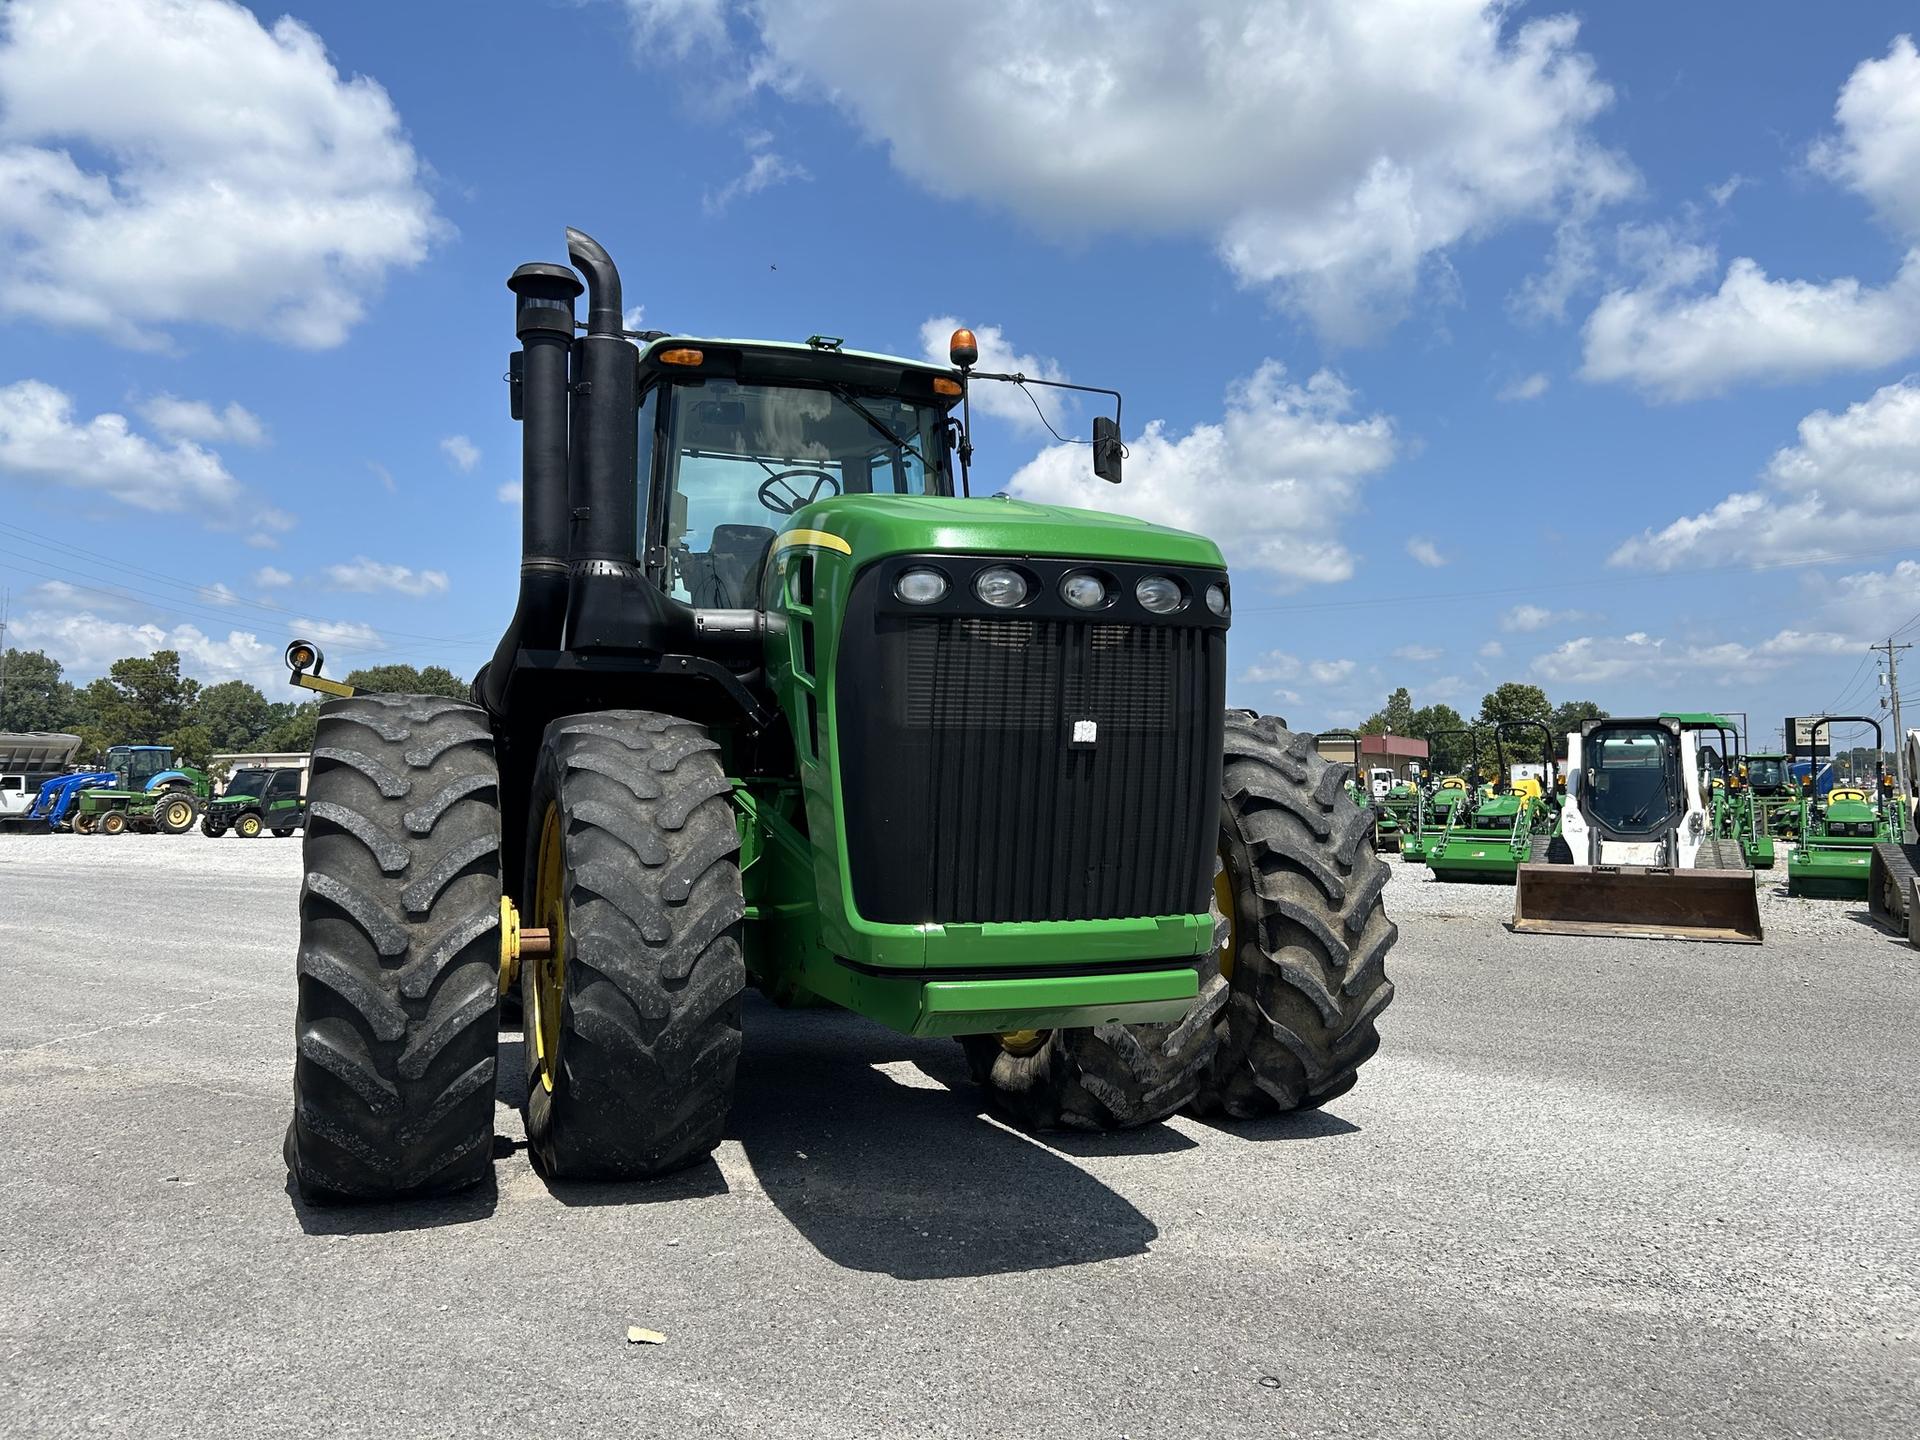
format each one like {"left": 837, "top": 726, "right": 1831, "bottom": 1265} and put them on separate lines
{"left": 1512, "top": 863, "right": 1763, "bottom": 944}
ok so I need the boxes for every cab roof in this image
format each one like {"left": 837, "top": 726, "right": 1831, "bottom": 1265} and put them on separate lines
{"left": 634, "top": 335, "right": 961, "bottom": 408}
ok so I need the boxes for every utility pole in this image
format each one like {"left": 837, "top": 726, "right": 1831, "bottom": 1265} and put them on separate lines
{"left": 1872, "top": 638, "right": 1912, "bottom": 824}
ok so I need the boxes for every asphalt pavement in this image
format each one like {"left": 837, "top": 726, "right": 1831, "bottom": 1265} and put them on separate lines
{"left": 1, "top": 834, "right": 1916, "bottom": 1439}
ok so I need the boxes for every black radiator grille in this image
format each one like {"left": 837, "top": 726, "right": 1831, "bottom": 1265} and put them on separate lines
{"left": 837, "top": 600, "right": 1223, "bottom": 925}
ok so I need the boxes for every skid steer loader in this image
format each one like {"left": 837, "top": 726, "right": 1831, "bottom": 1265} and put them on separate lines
{"left": 280, "top": 229, "right": 1397, "bottom": 1203}
{"left": 1512, "top": 716, "right": 1762, "bottom": 943}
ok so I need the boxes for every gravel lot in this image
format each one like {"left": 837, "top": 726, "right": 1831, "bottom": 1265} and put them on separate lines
{"left": 2, "top": 835, "right": 1916, "bottom": 1439}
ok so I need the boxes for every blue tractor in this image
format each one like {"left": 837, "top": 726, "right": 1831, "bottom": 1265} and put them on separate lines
{"left": 25, "top": 770, "right": 117, "bottom": 830}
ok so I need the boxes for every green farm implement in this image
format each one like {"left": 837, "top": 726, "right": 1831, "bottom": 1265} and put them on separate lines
{"left": 1424, "top": 721, "right": 1559, "bottom": 883}
{"left": 1788, "top": 716, "right": 1893, "bottom": 899}
{"left": 1398, "top": 725, "right": 1481, "bottom": 864}
{"left": 280, "top": 229, "right": 1397, "bottom": 1205}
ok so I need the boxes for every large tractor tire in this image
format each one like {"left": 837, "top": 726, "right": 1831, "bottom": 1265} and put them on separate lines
{"left": 959, "top": 946, "right": 1228, "bottom": 1131}
{"left": 1869, "top": 842, "right": 1919, "bottom": 936}
{"left": 284, "top": 694, "right": 503, "bottom": 1204}
{"left": 154, "top": 792, "right": 198, "bottom": 835}
{"left": 1192, "top": 712, "right": 1396, "bottom": 1119}
{"left": 1701, "top": 836, "right": 1746, "bottom": 870}
{"left": 522, "top": 712, "right": 745, "bottom": 1182}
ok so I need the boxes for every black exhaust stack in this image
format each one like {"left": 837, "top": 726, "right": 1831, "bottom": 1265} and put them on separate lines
{"left": 482, "top": 260, "right": 582, "bottom": 713}
{"left": 561, "top": 227, "right": 641, "bottom": 649}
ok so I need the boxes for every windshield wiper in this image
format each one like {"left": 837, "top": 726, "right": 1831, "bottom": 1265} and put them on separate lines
{"left": 829, "top": 385, "right": 928, "bottom": 469}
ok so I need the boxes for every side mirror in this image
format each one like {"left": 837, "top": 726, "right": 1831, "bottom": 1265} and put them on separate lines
{"left": 1093, "top": 415, "right": 1123, "bottom": 485}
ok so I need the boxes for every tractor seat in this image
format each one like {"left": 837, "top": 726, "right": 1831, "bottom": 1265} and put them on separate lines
{"left": 695, "top": 524, "right": 777, "bottom": 609}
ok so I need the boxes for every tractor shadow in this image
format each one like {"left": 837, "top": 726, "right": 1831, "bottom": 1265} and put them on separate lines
{"left": 285, "top": 1171, "right": 499, "bottom": 1235}
{"left": 728, "top": 996, "right": 1162, "bottom": 1281}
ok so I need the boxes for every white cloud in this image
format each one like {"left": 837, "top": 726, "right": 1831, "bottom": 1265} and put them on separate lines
{"left": 0, "top": 379, "right": 284, "bottom": 531}
{"left": 441, "top": 434, "right": 480, "bottom": 473}
{"left": 1391, "top": 644, "right": 1443, "bottom": 663}
{"left": 0, "top": 0, "right": 443, "bottom": 349}
{"left": 623, "top": 304, "right": 648, "bottom": 332}
{"left": 1532, "top": 628, "right": 1857, "bottom": 686}
{"left": 251, "top": 566, "right": 292, "bottom": 588}
{"left": 1008, "top": 362, "right": 1395, "bottom": 586}
{"left": 292, "top": 616, "right": 386, "bottom": 654}
{"left": 1308, "top": 659, "right": 1356, "bottom": 685}
{"left": 1612, "top": 377, "right": 1920, "bottom": 570}
{"left": 199, "top": 582, "right": 238, "bottom": 606}
{"left": 322, "top": 556, "right": 449, "bottom": 598}
{"left": 1478, "top": 640, "right": 1505, "bottom": 659}
{"left": 623, "top": 0, "right": 729, "bottom": 58}
{"left": 1501, "top": 604, "right": 1591, "bottom": 633}
{"left": 1810, "top": 36, "right": 1920, "bottom": 243}
{"left": 497, "top": 481, "right": 522, "bottom": 505}
{"left": 703, "top": 131, "right": 809, "bottom": 214}
{"left": 1821, "top": 559, "right": 1920, "bottom": 639}
{"left": 1238, "top": 651, "right": 1301, "bottom": 685}
{"left": 1579, "top": 249, "right": 1920, "bottom": 400}
{"left": 1707, "top": 174, "right": 1748, "bottom": 209}
{"left": 136, "top": 394, "right": 267, "bottom": 446}
{"left": 7, "top": 605, "right": 274, "bottom": 684}
{"left": 1404, "top": 537, "right": 1447, "bottom": 567}
{"left": 647, "top": 1, "right": 1632, "bottom": 343}
{"left": 1497, "top": 372, "right": 1550, "bottom": 402}
{"left": 918, "top": 318, "right": 1068, "bottom": 431}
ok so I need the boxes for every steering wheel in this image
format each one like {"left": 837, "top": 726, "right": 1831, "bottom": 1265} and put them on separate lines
{"left": 757, "top": 468, "right": 841, "bottom": 516}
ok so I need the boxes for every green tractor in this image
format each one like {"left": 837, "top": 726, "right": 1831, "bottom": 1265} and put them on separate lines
{"left": 201, "top": 766, "right": 307, "bottom": 838}
{"left": 1370, "top": 767, "right": 1422, "bottom": 854}
{"left": 1398, "top": 726, "right": 1482, "bottom": 864}
{"left": 1787, "top": 716, "right": 1894, "bottom": 899}
{"left": 281, "top": 229, "right": 1397, "bottom": 1203}
{"left": 1660, "top": 712, "right": 1768, "bottom": 869}
{"left": 70, "top": 744, "right": 210, "bottom": 837}
{"left": 1422, "top": 721, "right": 1559, "bottom": 883}
{"left": 1738, "top": 752, "right": 1800, "bottom": 851}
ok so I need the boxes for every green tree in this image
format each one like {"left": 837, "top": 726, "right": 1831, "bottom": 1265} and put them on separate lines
{"left": 261, "top": 702, "right": 320, "bottom": 753}
{"left": 83, "top": 650, "right": 201, "bottom": 743}
{"left": 191, "top": 680, "right": 274, "bottom": 752}
{"left": 1547, "top": 698, "right": 1608, "bottom": 757}
{"left": 342, "top": 663, "right": 469, "bottom": 699}
{"left": 0, "top": 648, "right": 82, "bottom": 732}
{"left": 1360, "top": 686, "right": 1415, "bottom": 736}
{"left": 1409, "top": 702, "right": 1470, "bottom": 773}
{"left": 165, "top": 723, "right": 216, "bottom": 768}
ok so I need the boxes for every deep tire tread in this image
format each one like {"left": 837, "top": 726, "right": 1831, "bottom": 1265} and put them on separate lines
{"left": 284, "top": 694, "right": 502, "bottom": 1204}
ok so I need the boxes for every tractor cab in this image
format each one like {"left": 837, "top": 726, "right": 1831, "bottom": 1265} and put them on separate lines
{"left": 1744, "top": 753, "right": 1791, "bottom": 796}
{"left": 108, "top": 745, "right": 176, "bottom": 790}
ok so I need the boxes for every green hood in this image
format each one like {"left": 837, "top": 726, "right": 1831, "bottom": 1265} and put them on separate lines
{"left": 789, "top": 494, "right": 1226, "bottom": 570}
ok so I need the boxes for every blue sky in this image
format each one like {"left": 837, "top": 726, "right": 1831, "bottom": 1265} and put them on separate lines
{"left": 4, "top": 0, "right": 1920, "bottom": 755}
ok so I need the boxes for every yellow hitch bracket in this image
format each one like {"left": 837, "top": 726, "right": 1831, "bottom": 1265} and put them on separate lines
{"left": 292, "top": 672, "right": 357, "bottom": 699}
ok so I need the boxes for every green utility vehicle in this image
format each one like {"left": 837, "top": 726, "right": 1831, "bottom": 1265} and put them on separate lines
{"left": 71, "top": 745, "right": 209, "bottom": 836}
{"left": 1424, "top": 722, "right": 1559, "bottom": 883}
{"left": 281, "top": 229, "right": 1397, "bottom": 1204}
{"left": 201, "top": 767, "right": 307, "bottom": 838}
{"left": 1787, "top": 717, "right": 1893, "bottom": 899}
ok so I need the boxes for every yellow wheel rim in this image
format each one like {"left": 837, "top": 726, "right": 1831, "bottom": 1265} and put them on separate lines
{"left": 1214, "top": 846, "right": 1238, "bottom": 982}
{"left": 997, "top": 1029, "right": 1046, "bottom": 1057}
{"left": 165, "top": 799, "right": 192, "bottom": 827}
{"left": 530, "top": 802, "right": 568, "bottom": 1094}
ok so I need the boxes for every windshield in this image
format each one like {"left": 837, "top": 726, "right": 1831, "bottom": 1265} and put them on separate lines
{"left": 1748, "top": 759, "right": 1785, "bottom": 789}
{"left": 1585, "top": 727, "right": 1678, "bottom": 835}
{"left": 225, "top": 769, "right": 270, "bottom": 798}
{"left": 653, "top": 379, "right": 950, "bottom": 606}
{"left": 111, "top": 748, "right": 167, "bottom": 787}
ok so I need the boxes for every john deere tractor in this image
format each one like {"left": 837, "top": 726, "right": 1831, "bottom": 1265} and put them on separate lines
{"left": 282, "top": 229, "right": 1396, "bottom": 1203}
{"left": 1788, "top": 716, "right": 1894, "bottom": 899}
{"left": 1423, "top": 721, "right": 1559, "bottom": 883}
{"left": 70, "top": 745, "right": 208, "bottom": 836}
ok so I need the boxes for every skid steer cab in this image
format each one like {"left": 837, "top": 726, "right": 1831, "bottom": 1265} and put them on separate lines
{"left": 279, "top": 227, "right": 1399, "bottom": 1206}
{"left": 1513, "top": 717, "right": 1762, "bottom": 944}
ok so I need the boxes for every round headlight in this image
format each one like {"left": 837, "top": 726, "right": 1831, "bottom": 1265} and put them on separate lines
{"left": 1061, "top": 572, "right": 1106, "bottom": 609}
{"left": 895, "top": 567, "right": 948, "bottom": 605}
{"left": 975, "top": 566, "right": 1030, "bottom": 608}
{"left": 1135, "top": 575, "right": 1183, "bottom": 614}
{"left": 1204, "top": 583, "right": 1229, "bottom": 618}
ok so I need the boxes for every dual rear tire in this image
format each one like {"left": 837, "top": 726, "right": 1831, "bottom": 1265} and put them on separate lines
{"left": 285, "top": 701, "right": 744, "bottom": 1204}
{"left": 965, "top": 712, "right": 1397, "bottom": 1130}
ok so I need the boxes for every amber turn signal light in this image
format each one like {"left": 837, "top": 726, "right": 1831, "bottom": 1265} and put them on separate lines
{"left": 658, "top": 347, "right": 704, "bottom": 366}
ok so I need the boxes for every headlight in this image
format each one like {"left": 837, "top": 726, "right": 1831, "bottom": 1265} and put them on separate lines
{"left": 895, "top": 567, "right": 948, "bottom": 604}
{"left": 975, "top": 566, "right": 1030, "bottom": 608}
{"left": 1135, "top": 575, "right": 1183, "bottom": 614}
{"left": 1204, "top": 583, "right": 1229, "bottom": 618}
{"left": 1061, "top": 572, "right": 1106, "bottom": 609}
